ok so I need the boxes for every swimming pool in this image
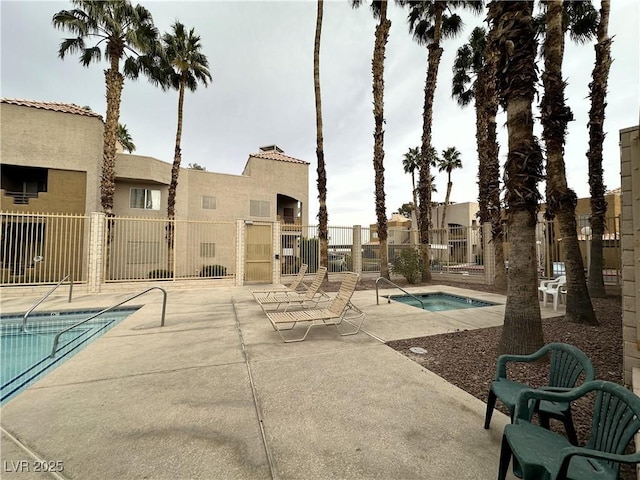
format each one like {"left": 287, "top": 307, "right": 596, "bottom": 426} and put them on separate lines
{"left": 1, "top": 307, "right": 138, "bottom": 404}
{"left": 386, "top": 292, "right": 498, "bottom": 312}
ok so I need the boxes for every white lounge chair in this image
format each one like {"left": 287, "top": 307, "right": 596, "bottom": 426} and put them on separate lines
{"left": 251, "top": 263, "right": 308, "bottom": 295}
{"left": 540, "top": 275, "right": 566, "bottom": 311}
{"left": 252, "top": 267, "right": 329, "bottom": 313}
{"left": 264, "top": 272, "right": 365, "bottom": 343}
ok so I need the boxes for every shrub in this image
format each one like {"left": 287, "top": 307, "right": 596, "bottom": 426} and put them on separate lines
{"left": 200, "top": 265, "right": 227, "bottom": 277}
{"left": 148, "top": 269, "right": 173, "bottom": 279}
{"left": 391, "top": 248, "right": 423, "bottom": 284}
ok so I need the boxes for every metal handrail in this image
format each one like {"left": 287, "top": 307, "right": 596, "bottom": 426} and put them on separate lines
{"left": 23, "top": 275, "right": 73, "bottom": 332}
{"left": 50, "top": 286, "right": 167, "bottom": 358}
{"left": 375, "top": 277, "right": 426, "bottom": 310}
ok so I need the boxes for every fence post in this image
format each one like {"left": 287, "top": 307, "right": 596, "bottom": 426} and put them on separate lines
{"left": 235, "top": 220, "right": 244, "bottom": 286}
{"left": 87, "top": 212, "right": 105, "bottom": 294}
{"left": 273, "top": 221, "right": 281, "bottom": 286}
{"left": 483, "top": 222, "right": 495, "bottom": 286}
{"left": 352, "top": 225, "right": 362, "bottom": 275}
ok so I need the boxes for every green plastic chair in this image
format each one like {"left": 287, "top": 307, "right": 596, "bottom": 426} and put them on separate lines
{"left": 484, "top": 343, "right": 595, "bottom": 445}
{"left": 497, "top": 380, "right": 640, "bottom": 480}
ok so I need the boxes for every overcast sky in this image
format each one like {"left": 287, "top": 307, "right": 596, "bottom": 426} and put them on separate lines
{"left": 1, "top": 1, "right": 638, "bottom": 225}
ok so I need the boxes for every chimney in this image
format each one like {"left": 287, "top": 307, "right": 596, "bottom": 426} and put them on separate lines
{"left": 259, "top": 145, "right": 284, "bottom": 153}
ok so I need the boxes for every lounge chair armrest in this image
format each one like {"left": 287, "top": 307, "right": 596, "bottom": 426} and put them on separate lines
{"left": 556, "top": 446, "right": 640, "bottom": 477}
{"left": 495, "top": 349, "right": 550, "bottom": 379}
{"left": 513, "top": 382, "right": 606, "bottom": 421}
{"left": 537, "top": 386, "right": 573, "bottom": 393}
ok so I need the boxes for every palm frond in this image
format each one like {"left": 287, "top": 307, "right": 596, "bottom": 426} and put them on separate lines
{"left": 80, "top": 46, "right": 101, "bottom": 66}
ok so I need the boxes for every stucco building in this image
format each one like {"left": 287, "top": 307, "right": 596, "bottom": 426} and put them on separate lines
{"left": 1, "top": 99, "right": 309, "bottom": 224}
{"left": 1, "top": 98, "right": 309, "bottom": 285}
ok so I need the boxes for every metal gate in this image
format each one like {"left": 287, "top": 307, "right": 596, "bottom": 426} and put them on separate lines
{"left": 245, "top": 223, "right": 272, "bottom": 282}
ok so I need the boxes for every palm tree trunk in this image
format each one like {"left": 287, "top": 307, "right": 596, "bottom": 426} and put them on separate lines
{"left": 372, "top": 1, "right": 391, "bottom": 279}
{"left": 315, "top": 0, "right": 328, "bottom": 277}
{"left": 587, "top": 0, "right": 612, "bottom": 298}
{"left": 411, "top": 173, "right": 419, "bottom": 227}
{"left": 441, "top": 178, "right": 452, "bottom": 229}
{"left": 102, "top": 61, "right": 124, "bottom": 216}
{"left": 489, "top": 0, "right": 544, "bottom": 355}
{"left": 102, "top": 57, "right": 124, "bottom": 280}
{"left": 167, "top": 76, "right": 186, "bottom": 273}
{"left": 417, "top": 2, "right": 445, "bottom": 282}
{"left": 484, "top": 29, "right": 507, "bottom": 291}
{"left": 542, "top": 0, "right": 597, "bottom": 325}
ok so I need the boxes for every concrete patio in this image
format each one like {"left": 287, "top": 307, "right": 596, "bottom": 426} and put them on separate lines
{"left": 0, "top": 281, "right": 564, "bottom": 479}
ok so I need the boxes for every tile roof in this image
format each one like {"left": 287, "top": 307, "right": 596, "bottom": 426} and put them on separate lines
{"left": 1, "top": 98, "right": 103, "bottom": 119}
{"left": 250, "top": 150, "right": 309, "bottom": 165}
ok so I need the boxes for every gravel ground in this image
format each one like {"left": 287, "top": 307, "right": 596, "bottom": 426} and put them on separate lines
{"left": 324, "top": 276, "right": 636, "bottom": 479}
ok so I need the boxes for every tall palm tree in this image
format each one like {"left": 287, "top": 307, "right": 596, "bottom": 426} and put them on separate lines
{"left": 587, "top": 0, "right": 612, "bottom": 298}
{"left": 452, "top": 25, "right": 506, "bottom": 290}
{"left": 540, "top": 0, "right": 597, "bottom": 324}
{"left": 351, "top": 0, "right": 392, "bottom": 280}
{"left": 314, "top": 0, "right": 329, "bottom": 275}
{"left": 53, "top": 0, "right": 159, "bottom": 216}
{"left": 158, "top": 22, "right": 212, "bottom": 270}
{"left": 488, "top": 0, "right": 544, "bottom": 355}
{"left": 437, "top": 146, "right": 462, "bottom": 229}
{"left": 117, "top": 123, "right": 136, "bottom": 153}
{"left": 401, "top": 0, "right": 483, "bottom": 281}
{"left": 402, "top": 146, "right": 421, "bottom": 225}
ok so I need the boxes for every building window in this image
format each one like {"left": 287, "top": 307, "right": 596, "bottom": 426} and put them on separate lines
{"left": 130, "top": 189, "right": 160, "bottom": 210}
{"left": 577, "top": 214, "right": 590, "bottom": 229}
{"left": 250, "top": 200, "right": 270, "bottom": 217}
{"left": 202, "top": 196, "right": 216, "bottom": 210}
{"left": 200, "top": 243, "right": 216, "bottom": 258}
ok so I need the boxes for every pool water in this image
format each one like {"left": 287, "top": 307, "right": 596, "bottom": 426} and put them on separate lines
{"left": 386, "top": 292, "right": 497, "bottom": 312}
{"left": 1, "top": 308, "right": 138, "bottom": 404}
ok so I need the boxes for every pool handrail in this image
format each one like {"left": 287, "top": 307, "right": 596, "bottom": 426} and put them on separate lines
{"left": 375, "top": 277, "right": 426, "bottom": 310}
{"left": 23, "top": 275, "right": 73, "bottom": 332}
{"left": 50, "top": 286, "right": 167, "bottom": 359}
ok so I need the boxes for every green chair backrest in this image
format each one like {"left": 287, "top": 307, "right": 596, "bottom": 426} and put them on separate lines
{"left": 545, "top": 343, "right": 596, "bottom": 388}
{"left": 585, "top": 380, "right": 640, "bottom": 470}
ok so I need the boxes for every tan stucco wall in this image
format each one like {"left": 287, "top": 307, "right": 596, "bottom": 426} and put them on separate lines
{"left": 620, "top": 125, "right": 640, "bottom": 386}
{"left": 1, "top": 169, "right": 87, "bottom": 213}
{"left": 431, "top": 202, "right": 479, "bottom": 229}
{"left": 0, "top": 103, "right": 103, "bottom": 212}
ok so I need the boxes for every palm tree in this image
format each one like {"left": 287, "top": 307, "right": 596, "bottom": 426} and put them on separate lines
{"left": 488, "top": 0, "right": 544, "bottom": 355}
{"left": 314, "top": 0, "right": 329, "bottom": 276}
{"left": 587, "top": 0, "right": 612, "bottom": 298}
{"left": 540, "top": 0, "right": 597, "bottom": 324}
{"left": 402, "top": 146, "right": 421, "bottom": 225}
{"left": 351, "top": 0, "right": 392, "bottom": 280}
{"left": 437, "top": 146, "right": 462, "bottom": 229}
{"left": 401, "top": 0, "right": 483, "bottom": 281}
{"left": 53, "top": 0, "right": 159, "bottom": 216}
{"left": 158, "top": 21, "right": 212, "bottom": 270}
{"left": 452, "top": 25, "right": 506, "bottom": 290}
{"left": 117, "top": 123, "right": 136, "bottom": 153}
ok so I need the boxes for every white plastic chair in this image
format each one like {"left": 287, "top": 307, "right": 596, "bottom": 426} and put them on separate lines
{"left": 541, "top": 276, "right": 566, "bottom": 311}
{"left": 537, "top": 275, "right": 564, "bottom": 301}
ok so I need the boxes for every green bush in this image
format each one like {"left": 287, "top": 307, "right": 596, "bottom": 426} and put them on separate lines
{"left": 391, "top": 248, "right": 423, "bottom": 284}
{"left": 148, "top": 269, "right": 173, "bottom": 279}
{"left": 200, "top": 264, "right": 227, "bottom": 277}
